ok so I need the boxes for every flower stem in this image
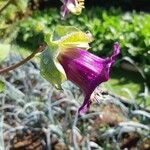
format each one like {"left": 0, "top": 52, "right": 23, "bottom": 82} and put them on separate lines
{"left": 0, "top": 44, "right": 47, "bottom": 74}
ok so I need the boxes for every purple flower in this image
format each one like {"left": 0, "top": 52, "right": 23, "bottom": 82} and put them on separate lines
{"left": 61, "top": 0, "right": 85, "bottom": 18}
{"left": 42, "top": 26, "right": 119, "bottom": 114}
{"left": 58, "top": 43, "right": 120, "bottom": 114}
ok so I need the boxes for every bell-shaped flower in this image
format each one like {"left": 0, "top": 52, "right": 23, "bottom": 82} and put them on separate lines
{"left": 40, "top": 25, "right": 120, "bottom": 114}
{"left": 61, "top": 0, "right": 85, "bottom": 17}
{"left": 58, "top": 44, "right": 119, "bottom": 114}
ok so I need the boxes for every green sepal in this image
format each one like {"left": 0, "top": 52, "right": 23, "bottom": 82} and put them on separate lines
{"left": 40, "top": 47, "right": 66, "bottom": 89}
{"left": 41, "top": 32, "right": 66, "bottom": 89}
{"left": 54, "top": 25, "right": 80, "bottom": 39}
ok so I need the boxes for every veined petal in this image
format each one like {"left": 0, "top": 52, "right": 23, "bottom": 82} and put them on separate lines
{"left": 58, "top": 43, "right": 120, "bottom": 114}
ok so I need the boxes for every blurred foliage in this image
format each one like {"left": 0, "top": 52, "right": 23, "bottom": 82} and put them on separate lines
{"left": 0, "top": 0, "right": 29, "bottom": 42}
{"left": 0, "top": 0, "right": 44, "bottom": 42}
{"left": 8, "top": 7, "right": 150, "bottom": 78}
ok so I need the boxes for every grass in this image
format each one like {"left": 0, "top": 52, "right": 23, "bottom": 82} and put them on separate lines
{"left": 104, "top": 68, "right": 150, "bottom": 108}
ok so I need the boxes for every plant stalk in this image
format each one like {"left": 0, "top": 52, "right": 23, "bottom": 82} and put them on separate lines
{"left": 0, "top": 44, "right": 47, "bottom": 74}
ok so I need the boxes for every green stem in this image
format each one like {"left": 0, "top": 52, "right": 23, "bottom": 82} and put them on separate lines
{"left": 0, "top": 44, "right": 47, "bottom": 74}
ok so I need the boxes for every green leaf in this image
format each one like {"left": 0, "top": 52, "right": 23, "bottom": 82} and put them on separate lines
{"left": 40, "top": 47, "right": 66, "bottom": 89}
{"left": 0, "top": 43, "right": 10, "bottom": 63}
{"left": 0, "top": 80, "right": 5, "bottom": 93}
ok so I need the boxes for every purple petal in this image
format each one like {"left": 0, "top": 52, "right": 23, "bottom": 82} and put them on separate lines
{"left": 58, "top": 43, "right": 120, "bottom": 114}
{"left": 61, "top": 0, "right": 75, "bottom": 17}
{"left": 61, "top": 5, "right": 69, "bottom": 18}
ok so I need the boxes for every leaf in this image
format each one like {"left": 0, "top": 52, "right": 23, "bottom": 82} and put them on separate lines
{"left": 0, "top": 43, "right": 10, "bottom": 63}
{"left": 0, "top": 80, "right": 5, "bottom": 93}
